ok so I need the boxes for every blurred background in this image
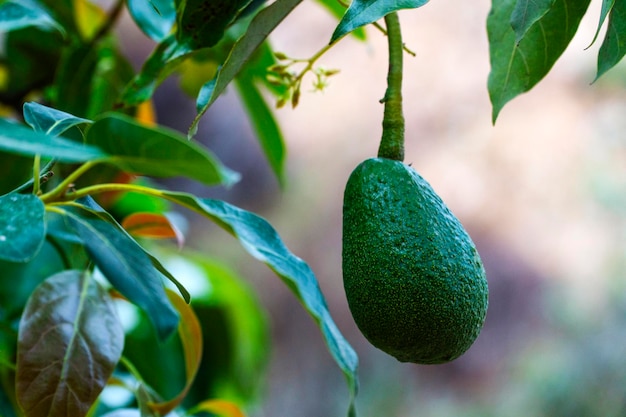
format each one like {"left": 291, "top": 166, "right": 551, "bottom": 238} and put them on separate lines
{"left": 119, "top": 0, "right": 625, "bottom": 415}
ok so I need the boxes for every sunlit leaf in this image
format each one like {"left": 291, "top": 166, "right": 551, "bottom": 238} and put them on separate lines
{"left": 16, "top": 270, "right": 124, "bottom": 417}
{"left": 0, "top": 194, "right": 45, "bottom": 263}
{"left": 128, "top": 0, "right": 176, "bottom": 41}
{"left": 487, "top": 0, "right": 591, "bottom": 122}
{"left": 0, "top": 118, "right": 105, "bottom": 162}
{"left": 60, "top": 201, "right": 179, "bottom": 340}
{"left": 0, "top": 0, "right": 65, "bottom": 35}
{"left": 190, "top": 0, "right": 305, "bottom": 137}
{"left": 23, "top": 102, "right": 92, "bottom": 136}
{"left": 86, "top": 113, "right": 239, "bottom": 187}
{"left": 73, "top": 0, "right": 106, "bottom": 40}
{"left": 189, "top": 399, "right": 247, "bottom": 417}
{"left": 155, "top": 191, "right": 359, "bottom": 416}
{"left": 122, "top": 212, "right": 184, "bottom": 245}
{"left": 596, "top": 0, "right": 626, "bottom": 79}
{"left": 147, "top": 290, "right": 203, "bottom": 415}
{"left": 330, "top": 0, "right": 428, "bottom": 43}
{"left": 234, "top": 75, "right": 285, "bottom": 186}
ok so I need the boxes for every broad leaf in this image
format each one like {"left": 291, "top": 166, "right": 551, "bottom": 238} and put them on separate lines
{"left": 316, "top": 0, "right": 366, "bottom": 40}
{"left": 510, "top": 0, "right": 554, "bottom": 42}
{"left": 86, "top": 113, "right": 239, "bottom": 187}
{"left": 127, "top": 0, "right": 176, "bottom": 41}
{"left": 188, "top": 399, "right": 246, "bottom": 417}
{"left": 157, "top": 191, "right": 359, "bottom": 416}
{"left": 0, "top": 0, "right": 65, "bottom": 35}
{"left": 147, "top": 290, "right": 203, "bottom": 415}
{"left": 235, "top": 75, "right": 285, "bottom": 185}
{"left": 0, "top": 118, "right": 105, "bottom": 162}
{"left": 596, "top": 0, "right": 626, "bottom": 79}
{"left": 61, "top": 202, "right": 179, "bottom": 340}
{"left": 23, "top": 102, "right": 92, "bottom": 136}
{"left": 0, "top": 194, "right": 45, "bottom": 262}
{"left": 176, "top": 0, "right": 252, "bottom": 49}
{"left": 487, "top": 0, "right": 591, "bottom": 122}
{"left": 122, "top": 212, "right": 183, "bottom": 243}
{"left": 330, "top": 0, "right": 428, "bottom": 43}
{"left": 190, "top": 0, "right": 305, "bottom": 137}
{"left": 16, "top": 270, "right": 124, "bottom": 417}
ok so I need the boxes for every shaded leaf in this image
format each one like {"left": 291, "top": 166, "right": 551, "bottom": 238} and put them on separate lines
{"left": 86, "top": 113, "right": 239, "bottom": 187}
{"left": 190, "top": 0, "right": 305, "bottom": 137}
{"left": 0, "top": 152, "right": 32, "bottom": 196}
{"left": 127, "top": 0, "right": 176, "bottom": 41}
{"left": 61, "top": 201, "right": 179, "bottom": 340}
{"left": 176, "top": 0, "right": 252, "bottom": 49}
{"left": 189, "top": 399, "right": 247, "bottom": 417}
{"left": 487, "top": 0, "right": 591, "bottom": 122}
{"left": 0, "top": 118, "right": 105, "bottom": 162}
{"left": 596, "top": 0, "right": 626, "bottom": 79}
{"left": 234, "top": 75, "right": 285, "bottom": 186}
{"left": 23, "top": 102, "right": 92, "bottom": 136}
{"left": 330, "top": 0, "right": 428, "bottom": 43}
{"left": 157, "top": 191, "right": 359, "bottom": 416}
{"left": 0, "top": 0, "right": 65, "bottom": 35}
{"left": 0, "top": 194, "right": 45, "bottom": 263}
{"left": 53, "top": 44, "right": 100, "bottom": 118}
{"left": 147, "top": 290, "right": 203, "bottom": 415}
{"left": 510, "top": 0, "right": 554, "bottom": 42}
{"left": 16, "top": 270, "right": 124, "bottom": 417}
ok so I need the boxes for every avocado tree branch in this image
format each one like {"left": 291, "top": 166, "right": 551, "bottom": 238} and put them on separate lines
{"left": 377, "top": 12, "right": 405, "bottom": 162}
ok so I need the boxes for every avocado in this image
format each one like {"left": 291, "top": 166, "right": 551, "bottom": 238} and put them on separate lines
{"left": 342, "top": 158, "right": 488, "bottom": 364}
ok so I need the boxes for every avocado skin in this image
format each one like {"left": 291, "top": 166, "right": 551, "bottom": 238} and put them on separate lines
{"left": 342, "top": 158, "right": 488, "bottom": 364}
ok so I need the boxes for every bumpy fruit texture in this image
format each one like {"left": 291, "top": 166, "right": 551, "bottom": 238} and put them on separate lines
{"left": 342, "top": 158, "right": 488, "bottom": 364}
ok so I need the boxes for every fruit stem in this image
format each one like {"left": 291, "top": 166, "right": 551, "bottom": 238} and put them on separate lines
{"left": 377, "top": 12, "right": 405, "bottom": 162}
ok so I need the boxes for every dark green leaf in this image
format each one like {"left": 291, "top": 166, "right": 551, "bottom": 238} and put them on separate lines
{"left": 597, "top": 0, "right": 626, "bottom": 79}
{"left": 589, "top": 0, "right": 616, "bottom": 48}
{"left": 120, "top": 34, "right": 192, "bottom": 106}
{"left": 127, "top": 0, "right": 176, "bottom": 41}
{"left": 330, "top": 0, "right": 428, "bottom": 43}
{"left": 0, "top": 194, "right": 45, "bottom": 263}
{"left": 61, "top": 202, "right": 179, "bottom": 340}
{"left": 0, "top": 0, "right": 65, "bottom": 35}
{"left": 158, "top": 191, "right": 359, "bottom": 416}
{"left": 176, "top": 0, "right": 252, "bottom": 49}
{"left": 510, "top": 0, "right": 554, "bottom": 42}
{"left": 0, "top": 152, "right": 32, "bottom": 195}
{"left": 487, "top": 0, "right": 591, "bottom": 122}
{"left": 86, "top": 113, "right": 239, "bottom": 186}
{"left": 53, "top": 45, "right": 99, "bottom": 118}
{"left": 16, "top": 270, "right": 124, "bottom": 417}
{"left": 190, "top": 0, "right": 305, "bottom": 137}
{"left": 0, "top": 118, "right": 106, "bottom": 162}
{"left": 235, "top": 75, "right": 285, "bottom": 185}
{"left": 316, "top": 0, "right": 366, "bottom": 40}
{"left": 23, "top": 102, "right": 92, "bottom": 136}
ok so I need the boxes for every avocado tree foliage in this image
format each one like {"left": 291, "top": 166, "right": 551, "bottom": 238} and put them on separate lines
{"left": 0, "top": 0, "right": 622, "bottom": 416}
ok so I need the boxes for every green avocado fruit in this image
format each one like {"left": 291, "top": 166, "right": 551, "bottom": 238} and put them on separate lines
{"left": 342, "top": 158, "right": 488, "bottom": 364}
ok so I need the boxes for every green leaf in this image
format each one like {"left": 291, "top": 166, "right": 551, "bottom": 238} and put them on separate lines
{"left": 589, "top": 0, "right": 616, "bottom": 48}
{"left": 86, "top": 113, "right": 239, "bottom": 187}
{"left": 510, "top": 0, "right": 554, "bottom": 42}
{"left": 176, "top": 0, "right": 252, "bottom": 49}
{"left": 0, "top": 194, "right": 45, "bottom": 263}
{"left": 16, "top": 270, "right": 124, "bottom": 417}
{"left": 487, "top": 0, "right": 591, "bottom": 122}
{"left": 53, "top": 44, "right": 100, "bottom": 118}
{"left": 0, "top": 118, "right": 106, "bottom": 162}
{"left": 0, "top": 152, "right": 32, "bottom": 195}
{"left": 330, "top": 0, "right": 428, "bottom": 43}
{"left": 23, "top": 102, "right": 92, "bottom": 136}
{"left": 596, "top": 0, "right": 626, "bottom": 79}
{"left": 157, "top": 191, "right": 359, "bottom": 416}
{"left": 0, "top": 0, "right": 65, "bottom": 35}
{"left": 60, "top": 201, "right": 180, "bottom": 340}
{"left": 189, "top": 0, "right": 305, "bottom": 137}
{"left": 127, "top": 0, "right": 176, "bottom": 41}
{"left": 234, "top": 75, "right": 285, "bottom": 186}
{"left": 316, "top": 0, "right": 366, "bottom": 40}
